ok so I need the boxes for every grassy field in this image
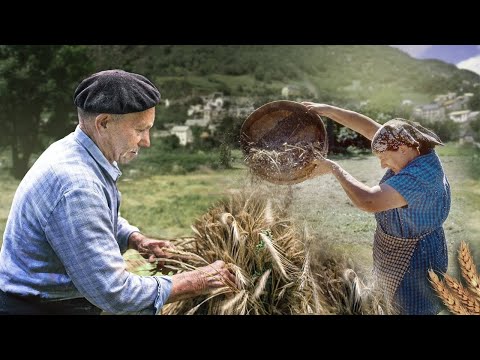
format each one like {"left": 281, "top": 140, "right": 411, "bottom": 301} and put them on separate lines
{"left": 117, "top": 168, "right": 245, "bottom": 238}
{"left": 1, "top": 143, "right": 479, "bottom": 278}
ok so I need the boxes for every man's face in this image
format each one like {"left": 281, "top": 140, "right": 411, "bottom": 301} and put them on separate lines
{"left": 103, "top": 107, "right": 155, "bottom": 164}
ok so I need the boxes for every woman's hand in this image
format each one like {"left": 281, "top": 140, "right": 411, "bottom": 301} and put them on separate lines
{"left": 309, "top": 155, "right": 337, "bottom": 178}
{"left": 301, "top": 102, "right": 332, "bottom": 117}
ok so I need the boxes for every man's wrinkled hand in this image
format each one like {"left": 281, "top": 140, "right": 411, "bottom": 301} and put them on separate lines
{"left": 137, "top": 238, "right": 176, "bottom": 269}
{"left": 167, "top": 260, "right": 238, "bottom": 303}
{"left": 197, "top": 260, "right": 237, "bottom": 291}
{"left": 175, "top": 260, "right": 237, "bottom": 297}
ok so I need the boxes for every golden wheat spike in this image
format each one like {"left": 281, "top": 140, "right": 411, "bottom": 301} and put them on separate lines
{"left": 220, "top": 290, "right": 247, "bottom": 314}
{"left": 428, "top": 270, "right": 469, "bottom": 315}
{"left": 458, "top": 241, "right": 480, "bottom": 301}
{"left": 444, "top": 274, "right": 480, "bottom": 315}
{"left": 259, "top": 232, "right": 290, "bottom": 280}
{"left": 253, "top": 269, "right": 271, "bottom": 299}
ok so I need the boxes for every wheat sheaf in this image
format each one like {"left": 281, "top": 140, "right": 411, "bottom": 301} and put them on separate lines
{"left": 428, "top": 240, "right": 480, "bottom": 315}
{"left": 126, "top": 188, "right": 391, "bottom": 314}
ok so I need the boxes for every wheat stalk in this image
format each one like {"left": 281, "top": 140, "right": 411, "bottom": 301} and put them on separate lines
{"left": 259, "top": 232, "right": 290, "bottom": 280}
{"left": 253, "top": 269, "right": 271, "bottom": 299}
{"left": 458, "top": 240, "right": 480, "bottom": 301}
{"left": 443, "top": 274, "right": 480, "bottom": 315}
{"left": 428, "top": 270, "right": 469, "bottom": 315}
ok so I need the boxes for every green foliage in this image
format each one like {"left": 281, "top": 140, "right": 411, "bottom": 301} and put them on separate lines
{"left": 335, "top": 126, "right": 371, "bottom": 152}
{"left": 142, "top": 45, "right": 480, "bottom": 115}
{"left": 154, "top": 102, "right": 188, "bottom": 128}
{"left": 324, "top": 118, "right": 371, "bottom": 154}
{"left": 468, "top": 88, "right": 480, "bottom": 111}
{"left": 422, "top": 118, "right": 461, "bottom": 143}
{"left": 86, "top": 45, "right": 151, "bottom": 75}
{"left": 470, "top": 117, "right": 480, "bottom": 138}
{"left": 156, "top": 78, "right": 194, "bottom": 99}
{"left": 190, "top": 126, "right": 219, "bottom": 151}
{"left": 218, "top": 142, "right": 232, "bottom": 169}
{"left": 215, "top": 115, "right": 244, "bottom": 148}
{"left": 122, "top": 139, "right": 221, "bottom": 175}
{"left": 0, "top": 45, "right": 93, "bottom": 178}
{"left": 161, "top": 135, "right": 181, "bottom": 150}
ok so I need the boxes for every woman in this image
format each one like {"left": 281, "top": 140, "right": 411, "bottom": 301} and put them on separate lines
{"left": 302, "top": 102, "right": 450, "bottom": 315}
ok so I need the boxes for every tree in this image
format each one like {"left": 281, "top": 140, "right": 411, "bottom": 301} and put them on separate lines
{"left": 218, "top": 141, "right": 232, "bottom": 169}
{"left": 161, "top": 134, "right": 181, "bottom": 150}
{"left": 215, "top": 115, "right": 244, "bottom": 148}
{"left": 336, "top": 126, "right": 371, "bottom": 151}
{"left": 468, "top": 89, "right": 480, "bottom": 111}
{"left": 86, "top": 45, "right": 150, "bottom": 75}
{"left": 469, "top": 117, "right": 480, "bottom": 140}
{"left": 422, "top": 119, "right": 460, "bottom": 143}
{"left": 0, "top": 45, "right": 93, "bottom": 178}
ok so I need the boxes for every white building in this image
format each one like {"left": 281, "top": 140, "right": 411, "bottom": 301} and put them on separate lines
{"left": 413, "top": 103, "right": 445, "bottom": 121}
{"left": 185, "top": 119, "right": 209, "bottom": 127}
{"left": 171, "top": 126, "right": 193, "bottom": 146}
{"left": 449, "top": 110, "right": 480, "bottom": 123}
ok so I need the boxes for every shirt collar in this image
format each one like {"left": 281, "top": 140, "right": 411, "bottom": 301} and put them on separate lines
{"left": 73, "top": 126, "right": 122, "bottom": 182}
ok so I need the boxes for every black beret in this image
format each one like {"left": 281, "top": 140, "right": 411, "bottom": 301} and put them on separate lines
{"left": 73, "top": 69, "right": 161, "bottom": 114}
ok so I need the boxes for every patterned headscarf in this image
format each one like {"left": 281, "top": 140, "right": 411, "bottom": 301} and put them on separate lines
{"left": 371, "top": 118, "right": 444, "bottom": 153}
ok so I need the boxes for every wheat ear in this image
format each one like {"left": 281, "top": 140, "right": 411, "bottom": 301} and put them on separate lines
{"left": 458, "top": 241, "right": 480, "bottom": 301}
{"left": 428, "top": 270, "right": 469, "bottom": 315}
{"left": 443, "top": 274, "right": 480, "bottom": 315}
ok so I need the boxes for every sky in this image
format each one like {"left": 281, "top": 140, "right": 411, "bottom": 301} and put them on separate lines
{"left": 390, "top": 45, "right": 480, "bottom": 76}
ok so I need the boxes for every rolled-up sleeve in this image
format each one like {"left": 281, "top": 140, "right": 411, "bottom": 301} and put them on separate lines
{"left": 153, "top": 276, "right": 172, "bottom": 314}
{"left": 44, "top": 186, "right": 172, "bottom": 314}
{"left": 117, "top": 216, "right": 140, "bottom": 253}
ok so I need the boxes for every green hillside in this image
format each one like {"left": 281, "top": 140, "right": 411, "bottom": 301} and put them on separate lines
{"left": 136, "top": 45, "right": 480, "bottom": 111}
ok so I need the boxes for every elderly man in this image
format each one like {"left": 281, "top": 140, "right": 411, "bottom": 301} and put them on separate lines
{"left": 0, "top": 69, "right": 236, "bottom": 315}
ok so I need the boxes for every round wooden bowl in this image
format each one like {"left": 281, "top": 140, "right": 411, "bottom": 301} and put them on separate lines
{"left": 240, "top": 100, "right": 328, "bottom": 185}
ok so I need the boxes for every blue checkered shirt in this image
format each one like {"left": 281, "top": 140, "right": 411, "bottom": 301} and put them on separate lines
{"left": 0, "top": 126, "right": 172, "bottom": 314}
{"left": 375, "top": 150, "right": 450, "bottom": 314}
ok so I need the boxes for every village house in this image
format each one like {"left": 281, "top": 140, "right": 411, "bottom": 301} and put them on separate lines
{"left": 171, "top": 126, "right": 193, "bottom": 146}
{"left": 413, "top": 103, "right": 446, "bottom": 121}
{"left": 448, "top": 110, "right": 480, "bottom": 123}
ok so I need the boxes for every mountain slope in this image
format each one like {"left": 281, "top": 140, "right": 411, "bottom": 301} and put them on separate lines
{"left": 142, "top": 45, "right": 480, "bottom": 111}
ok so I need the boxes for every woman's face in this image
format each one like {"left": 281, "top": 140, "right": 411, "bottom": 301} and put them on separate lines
{"left": 374, "top": 146, "right": 412, "bottom": 174}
